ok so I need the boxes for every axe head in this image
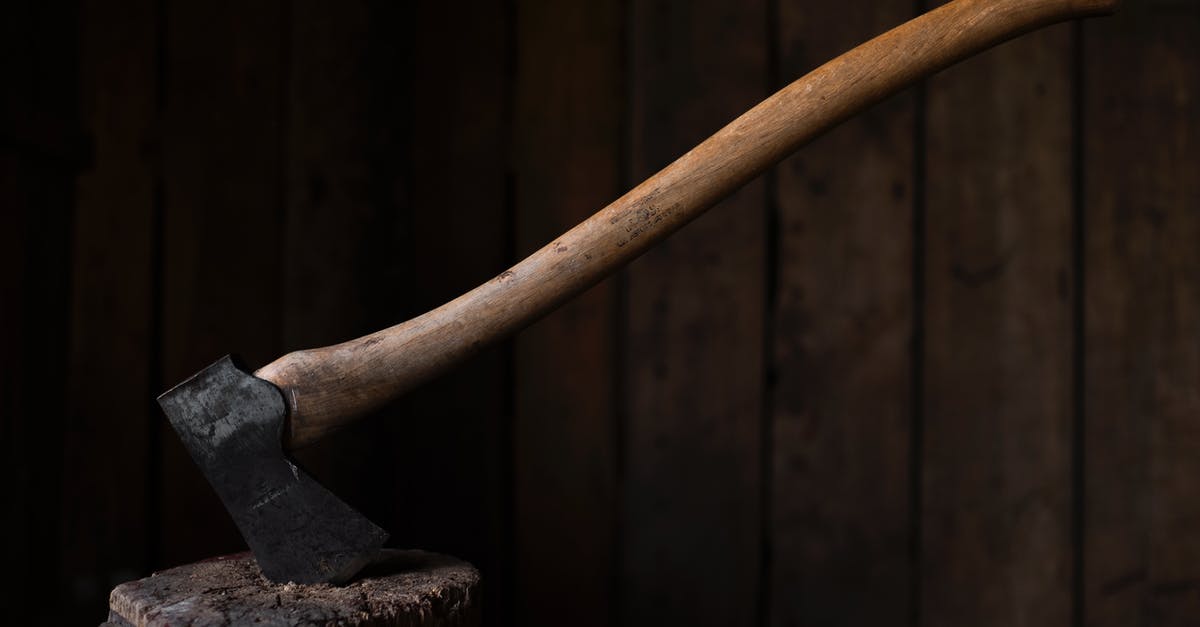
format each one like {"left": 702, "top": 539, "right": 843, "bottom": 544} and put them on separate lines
{"left": 158, "top": 355, "right": 388, "bottom": 584}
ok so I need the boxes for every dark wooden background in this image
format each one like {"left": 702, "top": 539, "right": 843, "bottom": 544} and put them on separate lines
{"left": 3, "top": 0, "right": 1197, "bottom": 625}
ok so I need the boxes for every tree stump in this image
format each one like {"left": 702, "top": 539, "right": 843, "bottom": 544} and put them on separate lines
{"left": 104, "top": 550, "right": 480, "bottom": 626}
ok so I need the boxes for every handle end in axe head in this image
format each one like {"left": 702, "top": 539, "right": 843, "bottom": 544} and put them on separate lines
{"left": 158, "top": 355, "right": 388, "bottom": 584}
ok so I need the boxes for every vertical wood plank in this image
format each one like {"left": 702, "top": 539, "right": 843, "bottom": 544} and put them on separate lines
{"left": 512, "top": 1, "right": 622, "bottom": 625}
{"left": 1084, "top": 2, "right": 1200, "bottom": 625}
{"left": 0, "top": 151, "right": 22, "bottom": 615}
{"left": 394, "top": 0, "right": 512, "bottom": 622}
{"left": 0, "top": 161, "right": 74, "bottom": 619}
{"left": 0, "top": 2, "right": 80, "bottom": 622}
{"left": 921, "top": 21, "right": 1074, "bottom": 627}
{"left": 60, "top": 0, "right": 157, "bottom": 618}
{"left": 769, "top": 1, "right": 915, "bottom": 624}
{"left": 283, "top": 0, "right": 409, "bottom": 532}
{"left": 622, "top": 1, "right": 767, "bottom": 624}
{"left": 160, "top": 0, "right": 286, "bottom": 567}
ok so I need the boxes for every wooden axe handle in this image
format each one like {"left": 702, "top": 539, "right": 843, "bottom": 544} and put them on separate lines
{"left": 257, "top": 0, "right": 1116, "bottom": 450}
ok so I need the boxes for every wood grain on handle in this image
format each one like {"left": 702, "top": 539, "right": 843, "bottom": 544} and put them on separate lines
{"left": 257, "top": 0, "right": 1117, "bottom": 450}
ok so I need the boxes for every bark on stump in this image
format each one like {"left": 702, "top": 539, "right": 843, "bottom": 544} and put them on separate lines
{"left": 104, "top": 550, "right": 480, "bottom": 626}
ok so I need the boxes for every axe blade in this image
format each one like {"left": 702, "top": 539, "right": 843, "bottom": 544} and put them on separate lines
{"left": 157, "top": 355, "right": 388, "bottom": 584}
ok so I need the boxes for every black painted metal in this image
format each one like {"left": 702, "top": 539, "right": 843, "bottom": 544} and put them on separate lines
{"left": 157, "top": 355, "right": 388, "bottom": 584}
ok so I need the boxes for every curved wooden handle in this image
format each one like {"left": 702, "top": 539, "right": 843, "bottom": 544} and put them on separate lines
{"left": 258, "top": 0, "right": 1117, "bottom": 450}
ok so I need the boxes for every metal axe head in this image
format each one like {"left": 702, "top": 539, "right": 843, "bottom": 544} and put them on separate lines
{"left": 157, "top": 355, "right": 388, "bottom": 584}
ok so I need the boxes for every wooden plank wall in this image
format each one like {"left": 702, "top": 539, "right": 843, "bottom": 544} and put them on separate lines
{"left": 2, "top": 1, "right": 80, "bottom": 621}
{"left": 770, "top": 0, "right": 915, "bottom": 624}
{"left": 921, "top": 9, "right": 1075, "bottom": 627}
{"left": 3, "top": 0, "right": 1198, "bottom": 625}
{"left": 1084, "top": 2, "right": 1200, "bottom": 626}
{"left": 622, "top": 1, "right": 766, "bottom": 625}
{"left": 512, "top": 2, "right": 622, "bottom": 625}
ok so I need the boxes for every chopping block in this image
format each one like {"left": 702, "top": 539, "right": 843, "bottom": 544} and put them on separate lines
{"left": 103, "top": 550, "right": 479, "bottom": 626}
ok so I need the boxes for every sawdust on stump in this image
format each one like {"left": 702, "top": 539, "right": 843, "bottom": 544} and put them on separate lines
{"left": 105, "top": 549, "right": 479, "bottom": 626}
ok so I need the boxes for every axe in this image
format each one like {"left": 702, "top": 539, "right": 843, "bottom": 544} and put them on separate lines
{"left": 158, "top": 0, "right": 1116, "bottom": 585}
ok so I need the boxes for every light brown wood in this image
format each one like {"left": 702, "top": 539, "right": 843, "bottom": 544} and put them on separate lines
{"left": 256, "top": 0, "right": 1117, "bottom": 450}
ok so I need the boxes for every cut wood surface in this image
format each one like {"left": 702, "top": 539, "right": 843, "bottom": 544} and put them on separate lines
{"left": 106, "top": 550, "right": 480, "bottom": 627}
